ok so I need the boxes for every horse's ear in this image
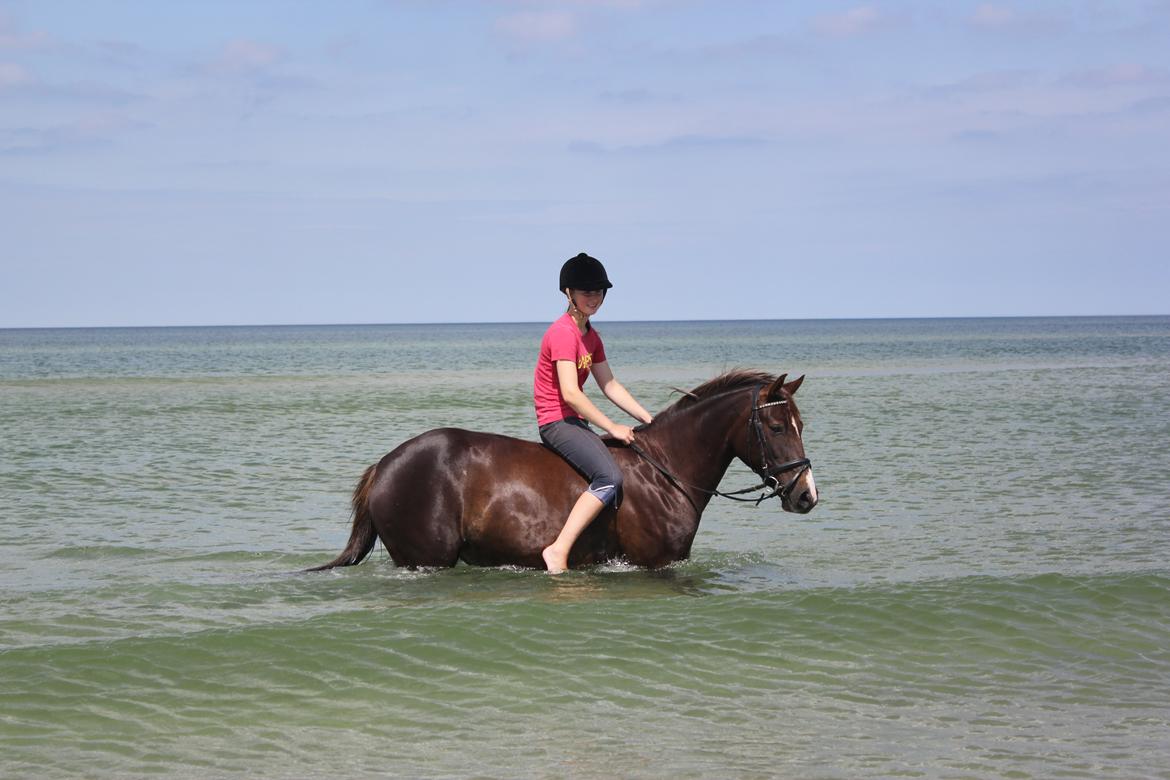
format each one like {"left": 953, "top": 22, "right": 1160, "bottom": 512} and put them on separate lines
{"left": 766, "top": 373, "right": 788, "bottom": 399}
{"left": 783, "top": 374, "right": 805, "bottom": 395}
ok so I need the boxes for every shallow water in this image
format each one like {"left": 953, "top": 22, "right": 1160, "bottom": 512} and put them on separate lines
{"left": 2, "top": 317, "right": 1169, "bottom": 778}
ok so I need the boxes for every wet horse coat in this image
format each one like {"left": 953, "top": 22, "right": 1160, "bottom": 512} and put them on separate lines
{"left": 310, "top": 370, "right": 817, "bottom": 571}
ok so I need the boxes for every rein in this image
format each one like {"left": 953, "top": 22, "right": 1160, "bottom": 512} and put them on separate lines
{"left": 628, "top": 384, "right": 812, "bottom": 508}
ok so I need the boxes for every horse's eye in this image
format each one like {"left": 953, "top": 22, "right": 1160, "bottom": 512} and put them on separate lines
{"left": 769, "top": 423, "right": 785, "bottom": 433}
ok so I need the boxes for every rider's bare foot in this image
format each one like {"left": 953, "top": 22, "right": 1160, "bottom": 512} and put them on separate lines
{"left": 542, "top": 545, "right": 567, "bottom": 574}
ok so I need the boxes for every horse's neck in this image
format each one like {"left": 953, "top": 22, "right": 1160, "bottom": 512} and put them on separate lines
{"left": 643, "top": 393, "right": 744, "bottom": 491}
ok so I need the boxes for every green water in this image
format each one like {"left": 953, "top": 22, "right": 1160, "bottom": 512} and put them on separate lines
{"left": 2, "top": 318, "right": 1169, "bottom": 778}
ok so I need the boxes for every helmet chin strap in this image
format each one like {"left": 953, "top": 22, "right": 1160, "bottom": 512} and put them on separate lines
{"left": 565, "top": 291, "right": 582, "bottom": 324}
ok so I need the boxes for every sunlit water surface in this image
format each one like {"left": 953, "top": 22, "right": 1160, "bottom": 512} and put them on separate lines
{"left": 2, "top": 317, "right": 1168, "bottom": 778}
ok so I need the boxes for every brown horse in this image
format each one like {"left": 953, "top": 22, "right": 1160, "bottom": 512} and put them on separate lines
{"left": 309, "top": 370, "right": 817, "bottom": 571}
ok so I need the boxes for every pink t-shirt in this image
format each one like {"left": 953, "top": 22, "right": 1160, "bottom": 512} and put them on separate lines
{"left": 533, "top": 313, "right": 607, "bottom": 426}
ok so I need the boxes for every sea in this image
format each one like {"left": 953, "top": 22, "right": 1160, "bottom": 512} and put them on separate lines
{"left": 1, "top": 316, "right": 1168, "bottom": 779}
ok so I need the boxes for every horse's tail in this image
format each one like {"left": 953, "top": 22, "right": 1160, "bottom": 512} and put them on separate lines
{"left": 305, "top": 464, "right": 379, "bottom": 572}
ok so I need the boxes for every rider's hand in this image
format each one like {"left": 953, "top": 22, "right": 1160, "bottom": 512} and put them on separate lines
{"left": 608, "top": 424, "right": 636, "bottom": 445}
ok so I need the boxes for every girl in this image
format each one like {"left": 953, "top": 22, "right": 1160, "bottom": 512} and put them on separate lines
{"left": 533, "top": 253, "right": 654, "bottom": 573}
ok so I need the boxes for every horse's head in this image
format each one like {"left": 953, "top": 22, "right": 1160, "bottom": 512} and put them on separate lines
{"left": 741, "top": 373, "right": 818, "bottom": 513}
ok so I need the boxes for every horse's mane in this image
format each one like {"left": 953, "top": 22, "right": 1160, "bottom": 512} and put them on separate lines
{"left": 653, "top": 369, "right": 778, "bottom": 424}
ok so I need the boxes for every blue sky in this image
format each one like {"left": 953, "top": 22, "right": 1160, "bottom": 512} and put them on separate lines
{"left": 2, "top": 1, "right": 1168, "bottom": 327}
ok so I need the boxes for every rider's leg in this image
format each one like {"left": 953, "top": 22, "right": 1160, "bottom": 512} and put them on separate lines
{"left": 542, "top": 491, "right": 605, "bottom": 573}
{"left": 539, "top": 417, "right": 624, "bottom": 572}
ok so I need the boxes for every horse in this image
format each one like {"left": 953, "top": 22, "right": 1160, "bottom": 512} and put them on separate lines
{"left": 309, "top": 369, "right": 818, "bottom": 572}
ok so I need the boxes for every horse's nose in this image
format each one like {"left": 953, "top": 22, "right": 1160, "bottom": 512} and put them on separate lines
{"left": 795, "top": 470, "right": 818, "bottom": 511}
{"left": 795, "top": 490, "right": 818, "bottom": 512}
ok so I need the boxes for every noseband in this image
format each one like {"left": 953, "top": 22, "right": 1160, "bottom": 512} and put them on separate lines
{"left": 629, "top": 383, "right": 812, "bottom": 507}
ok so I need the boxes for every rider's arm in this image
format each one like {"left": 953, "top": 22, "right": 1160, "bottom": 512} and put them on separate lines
{"left": 556, "top": 360, "right": 634, "bottom": 443}
{"left": 591, "top": 361, "right": 653, "bottom": 426}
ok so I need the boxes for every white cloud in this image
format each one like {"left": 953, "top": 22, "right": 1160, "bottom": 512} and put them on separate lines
{"left": 1061, "top": 63, "right": 1170, "bottom": 89}
{"left": 495, "top": 10, "right": 579, "bottom": 42}
{"left": 815, "top": 6, "right": 883, "bottom": 38}
{"left": 918, "top": 69, "right": 1039, "bottom": 100}
{"left": 0, "top": 111, "right": 151, "bottom": 155}
{"left": 208, "top": 39, "right": 282, "bottom": 75}
{"left": 969, "top": 3, "right": 1017, "bottom": 29}
{"left": 966, "top": 3, "right": 1061, "bottom": 35}
{"left": 569, "top": 133, "right": 768, "bottom": 155}
{"left": 0, "top": 11, "right": 47, "bottom": 49}
{"left": 508, "top": 0, "right": 644, "bottom": 9}
{"left": 0, "top": 61, "right": 31, "bottom": 87}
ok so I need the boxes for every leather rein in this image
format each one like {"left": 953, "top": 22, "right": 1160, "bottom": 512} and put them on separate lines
{"left": 628, "top": 384, "right": 812, "bottom": 509}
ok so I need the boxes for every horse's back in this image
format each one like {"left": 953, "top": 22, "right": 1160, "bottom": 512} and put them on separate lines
{"left": 367, "top": 427, "right": 586, "bottom": 567}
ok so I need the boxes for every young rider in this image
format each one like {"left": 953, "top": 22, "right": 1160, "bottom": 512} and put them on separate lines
{"left": 533, "top": 252, "right": 654, "bottom": 573}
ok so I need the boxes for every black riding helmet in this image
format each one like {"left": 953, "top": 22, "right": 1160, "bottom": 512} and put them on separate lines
{"left": 559, "top": 252, "right": 613, "bottom": 292}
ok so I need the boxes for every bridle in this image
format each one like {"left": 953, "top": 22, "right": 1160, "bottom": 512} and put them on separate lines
{"left": 745, "top": 384, "right": 813, "bottom": 502}
{"left": 628, "top": 383, "right": 812, "bottom": 508}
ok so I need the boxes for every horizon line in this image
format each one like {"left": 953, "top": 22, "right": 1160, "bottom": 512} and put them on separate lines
{"left": 2, "top": 312, "right": 1169, "bottom": 331}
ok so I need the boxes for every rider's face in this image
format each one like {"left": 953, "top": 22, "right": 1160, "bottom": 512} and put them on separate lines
{"left": 568, "top": 288, "right": 605, "bottom": 316}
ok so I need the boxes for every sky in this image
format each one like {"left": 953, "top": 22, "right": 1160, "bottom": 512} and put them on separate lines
{"left": 1, "top": 0, "right": 1168, "bottom": 327}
